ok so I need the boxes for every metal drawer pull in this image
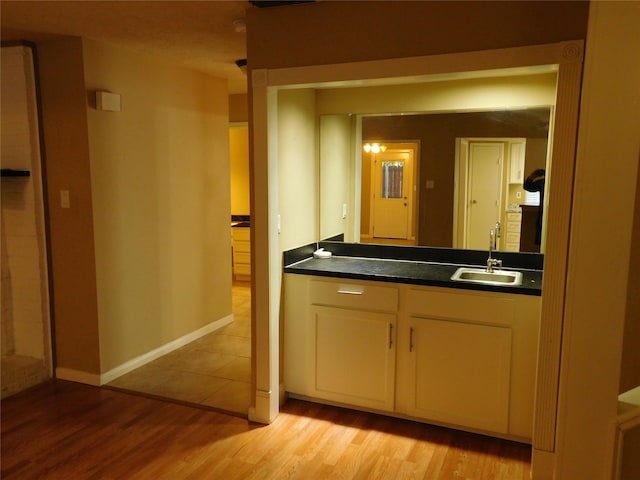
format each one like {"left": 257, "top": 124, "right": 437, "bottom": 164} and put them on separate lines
{"left": 389, "top": 324, "right": 393, "bottom": 348}
{"left": 337, "top": 289, "right": 364, "bottom": 295}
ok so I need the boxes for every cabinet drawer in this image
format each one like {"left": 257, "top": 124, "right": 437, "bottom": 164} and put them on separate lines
{"left": 310, "top": 280, "right": 398, "bottom": 312}
{"left": 233, "top": 252, "right": 251, "bottom": 265}
{"left": 233, "top": 241, "right": 251, "bottom": 254}
{"left": 505, "top": 242, "right": 520, "bottom": 252}
{"left": 232, "top": 228, "right": 250, "bottom": 242}
{"left": 234, "top": 263, "right": 251, "bottom": 276}
{"left": 506, "top": 212, "right": 522, "bottom": 222}
{"left": 506, "top": 232, "right": 521, "bottom": 243}
{"left": 506, "top": 222, "right": 521, "bottom": 233}
{"left": 406, "top": 288, "right": 515, "bottom": 325}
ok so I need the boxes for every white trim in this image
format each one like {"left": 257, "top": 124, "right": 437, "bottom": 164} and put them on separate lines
{"left": 253, "top": 40, "right": 584, "bottom": 440}
{"left": 531, "top": 448, "right": 556, "bottom": 480}
{"left": 99, "top": 314, "right": 234, "bottom": 385}
{"left": 248, "top": 388, "right": 278, "bottom": 424}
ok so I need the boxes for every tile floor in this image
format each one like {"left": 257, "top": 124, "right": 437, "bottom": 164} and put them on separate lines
{"left": 107, "top": 281, "right": 251, "bottom": 416}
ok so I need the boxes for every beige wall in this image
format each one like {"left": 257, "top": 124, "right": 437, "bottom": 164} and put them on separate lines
{"left": 319, "top": 115, "right": 352, "bottom": 241}
{"left": 82, "top": 39, "right": 232, "bottom": 373}
{"left": 229, "top": 93, "right": 248, "bottom": 124}
{"left": 230, "top": 126, "right": 250, "bottom": 216}
{"left": 37, "top": 36, "right": 102, "bottom": 375}
{"left": 316, "top": 74, "right": 558, "bottom": 117}
{"left": 277, "top": 89, "right": 318, "bottom": 251}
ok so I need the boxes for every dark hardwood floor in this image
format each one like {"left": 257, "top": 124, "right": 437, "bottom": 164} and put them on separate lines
{"left": 1, "top": 380, "right": 531, "bottom": 479}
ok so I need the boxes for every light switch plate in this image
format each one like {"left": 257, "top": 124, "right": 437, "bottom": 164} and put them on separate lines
{"left": 60, "top": 190, "right": 70, "bottom": 208}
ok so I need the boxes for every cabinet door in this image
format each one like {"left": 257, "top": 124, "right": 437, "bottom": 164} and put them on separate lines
{"left": 397, "top": 317, "right": 512, "bottom": 434}
{"left": 509, "top": 140, "right": 526, "bottom": 184}
{"left": 312, "top": 306, "right": 396, "bottom": 411}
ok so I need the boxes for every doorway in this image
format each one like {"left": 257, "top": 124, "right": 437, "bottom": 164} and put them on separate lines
{"left": 454, "top": 138, "right": 531, "bottom": 251}
{"left": 463, "top": 141, "right": 504, "bottom": 250}
{"left": 1, "top": 45, "right": 53, "bottom": 399}
{"left": 362, "top": 142, "right": 418, "bottom": 245}
{"left": 106, "top": 125, "right": 252, "bottom": 417}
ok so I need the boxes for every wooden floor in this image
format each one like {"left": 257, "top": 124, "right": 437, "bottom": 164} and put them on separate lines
{"left": 1, "top": 380, "right": 532, "bottom": 479}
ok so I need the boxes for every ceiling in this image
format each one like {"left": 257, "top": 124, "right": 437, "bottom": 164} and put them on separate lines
{"left": 1, "top": 1, "right": 255, "bottom": 94}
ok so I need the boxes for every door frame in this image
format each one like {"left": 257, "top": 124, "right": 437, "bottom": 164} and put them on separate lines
{"left": 454, "top": 137, "right": 523, "bottom": 249}
{"left": 365, "top": 141, "right": 419, "bottom": 244}
{"left": 252, "top": 42, "right": 585, "bottom": 476}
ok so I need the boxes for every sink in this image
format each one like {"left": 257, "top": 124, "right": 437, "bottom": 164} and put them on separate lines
{"left": 451, "top": 267, "right": 523, "bottom": 286}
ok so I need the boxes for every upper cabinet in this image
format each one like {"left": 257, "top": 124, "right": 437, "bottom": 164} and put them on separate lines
{"left": 509, "top": 140, "right": 527, "bottom": 185}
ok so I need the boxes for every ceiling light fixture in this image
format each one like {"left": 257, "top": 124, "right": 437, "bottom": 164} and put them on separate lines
{"left": 363, "top": 143, "right": 386, "bottom": 154}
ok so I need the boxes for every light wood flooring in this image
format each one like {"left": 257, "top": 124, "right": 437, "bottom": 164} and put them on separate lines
{"left": 107, "top": 281, "right": 251, "bottom": 416}
{"left": 1, "top": 379, "right": 532, "bottom": 479}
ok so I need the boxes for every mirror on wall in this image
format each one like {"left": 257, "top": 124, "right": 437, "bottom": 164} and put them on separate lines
{"left": 319, "top": 106, "right": 553, "bottom": 254}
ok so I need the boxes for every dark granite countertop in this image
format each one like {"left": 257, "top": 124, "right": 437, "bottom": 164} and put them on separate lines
{"left": 283, "top": 242, "right": 543, "bottom": 296}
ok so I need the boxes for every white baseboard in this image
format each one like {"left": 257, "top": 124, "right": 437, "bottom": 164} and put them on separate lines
{"left": 55, "top": 313, "right": 232, "bottom": 386}
{"left": 531, "top": 448, "right": 555, "bottom": 480}
{"left": 249, "top": 388, "right": 279, "bottom": 424}
{"left": 99, "top": 313, "right": 234, "bottom": 385}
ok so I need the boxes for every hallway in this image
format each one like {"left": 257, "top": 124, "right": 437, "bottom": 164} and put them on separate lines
{"left": 107, "top": 281, "right": 251, "bottom": 416}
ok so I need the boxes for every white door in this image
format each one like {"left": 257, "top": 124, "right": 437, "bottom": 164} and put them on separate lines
{"left": 372, "top": 150, "right": 414, "bottom": 239}
{"left": 465, "top": 142, "right": 503, "bottom": 250}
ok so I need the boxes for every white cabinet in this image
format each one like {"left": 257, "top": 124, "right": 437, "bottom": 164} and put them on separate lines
{"left": 509, "top": 140, "right": 526, "bottom": 184}
{"left": 284, "top": 276, "right": 397, "bottom": 412}
{"left": 504, "top": 210, "right": 522, "bottom": 252}
{"left": 231, "top": 227, "right": 251, "bottom": 280}
{"left": 313, "top": 306, "right": 396, "bottom": 410}
{"left": 396, "top": 286, "right": 540, "bottom": 439}
{"left": 396, "top": 317, "right": 512, "bottom": 434}
{"left": 284, "top": 274, "right": 541, "bottom": 441}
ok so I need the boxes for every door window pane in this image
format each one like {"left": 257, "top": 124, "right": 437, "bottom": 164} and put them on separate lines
{"left": 381, "top": 161, "right": 404, "bottom": 199}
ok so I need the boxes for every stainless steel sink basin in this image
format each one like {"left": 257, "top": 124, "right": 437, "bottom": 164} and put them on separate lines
{"left": 451, "top": 267, "right": 523, "bottom": 286}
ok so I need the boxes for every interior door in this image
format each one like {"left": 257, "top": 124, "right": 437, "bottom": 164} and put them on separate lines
{"left": 372, "top": 150, "right": 414, "bottom": 239}
{"left": 465, "top": 142, "right": 503, "bottom": 249}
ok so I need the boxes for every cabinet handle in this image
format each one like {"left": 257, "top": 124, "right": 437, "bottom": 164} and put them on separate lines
{"left": 389, "top": 324, "right": 393, "bottom": 349}
{"left": 337, "top": 289, "right": 364, "bottom": 295}
{"left": 409, "top": 327, "right": 415, "bottom": 352}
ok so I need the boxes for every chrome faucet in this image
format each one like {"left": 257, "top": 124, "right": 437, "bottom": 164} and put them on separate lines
{"left": 487, "top": 228, "right": 502, "bottom": 273}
